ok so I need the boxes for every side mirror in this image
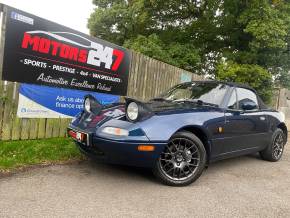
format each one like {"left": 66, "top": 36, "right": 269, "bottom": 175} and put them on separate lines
{"left": 241, "top": 100, "right": 258, "bottom": 111}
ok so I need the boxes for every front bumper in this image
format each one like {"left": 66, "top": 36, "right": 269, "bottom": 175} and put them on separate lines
{"left": 68, "top": 128, "right": 166, "bottom": 168}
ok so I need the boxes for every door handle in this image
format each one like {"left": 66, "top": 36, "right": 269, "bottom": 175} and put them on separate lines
{"left": 259, "top": 116, "right": 266, "bottom": 121}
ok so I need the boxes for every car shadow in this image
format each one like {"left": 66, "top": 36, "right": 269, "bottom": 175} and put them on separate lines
{"left": 83, "top": 159, "right": 159, "bottom": 184}
{"left": 74, "top": 152, "right": 263, "bottom": 185}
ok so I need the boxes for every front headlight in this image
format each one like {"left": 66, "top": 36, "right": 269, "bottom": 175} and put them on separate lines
{"left": 125, "top": 98, "right": 154, "bottom": 122}
{"left": 84, "top": 97, "right": 91, "bottom": 113}
{"left": 126, "top": 102, "right": 139, "bottom": 121}
{"left": 83, "top": 95, "right": 102, "bottom": 114}
{"left": 102, "top": 127, "right": 129, "bottom": 136}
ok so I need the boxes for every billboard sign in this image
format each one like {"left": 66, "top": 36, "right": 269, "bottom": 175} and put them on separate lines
{"left": 1, "top": 5, "right": 131, "bottom": 95}
{"left": 17, "top": 84, "right": 120, "bottom": 118}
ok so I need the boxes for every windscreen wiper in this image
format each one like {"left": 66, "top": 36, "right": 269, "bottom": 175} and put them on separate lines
{"left": 150, "top": 97, "right": 172, "bottom": 102}
{"left": 174, "top": 99, "right": 218, "bottom": 107}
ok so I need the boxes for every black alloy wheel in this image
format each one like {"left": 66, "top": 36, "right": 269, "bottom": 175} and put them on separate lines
{"left": 260, "top": 128, "right": 286, "bottom": 162}
{"left": 153, "top": 131, "right": 206, "bottom": 186}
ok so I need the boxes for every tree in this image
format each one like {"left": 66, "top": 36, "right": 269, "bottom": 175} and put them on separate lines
{"left": 88, "top": 0, "right": 290, "bottom": 92}
{"left": 123, "top": 34, "right": 200, "bottom": 71}
{"left": 88, "top": 0, "right": 209, "bottom": 71}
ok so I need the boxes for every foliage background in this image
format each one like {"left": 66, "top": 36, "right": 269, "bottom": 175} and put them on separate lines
{"left": 88, "top": 0, "right": 290, "bottom": 103}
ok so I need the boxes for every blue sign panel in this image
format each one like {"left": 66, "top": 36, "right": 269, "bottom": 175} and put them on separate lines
{"left": 17, "top": 84, "right": 119, "bottom": 118}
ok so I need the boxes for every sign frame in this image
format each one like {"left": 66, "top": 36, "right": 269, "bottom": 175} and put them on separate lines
{"left": 0, "top": 4, "right": 131, "bottom": 96}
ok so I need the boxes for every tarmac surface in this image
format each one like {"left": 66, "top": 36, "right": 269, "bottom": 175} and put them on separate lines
{"left": 0, "top": 144, "right": 290, "bottom": 218}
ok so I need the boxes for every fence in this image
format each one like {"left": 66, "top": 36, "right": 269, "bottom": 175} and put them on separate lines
{"left": 127, "top": 52, "right": 203, "bottom": 101}
{"left": 0, "top": 50, "right": 203, "bottom": 141}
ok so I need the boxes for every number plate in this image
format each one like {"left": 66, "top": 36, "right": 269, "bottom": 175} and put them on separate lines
{"left": 68, "top": 129, "right": 88, "bottom": 145}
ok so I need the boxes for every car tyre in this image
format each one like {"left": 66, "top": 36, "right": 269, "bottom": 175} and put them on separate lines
{"left": 260, "top": 128, "right": 286, "bottom": 162}
{"left": 153, "top": 131, "right": 207, "bottom": 186}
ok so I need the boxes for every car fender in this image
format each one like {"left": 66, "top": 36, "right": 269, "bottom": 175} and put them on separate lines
{"left": 138, "top": 110, "right": 224, "bottom": 142}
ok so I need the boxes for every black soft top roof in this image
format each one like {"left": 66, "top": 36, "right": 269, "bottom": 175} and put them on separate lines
{"left": 189, "top": 80, "right": 256, "bottom": 93}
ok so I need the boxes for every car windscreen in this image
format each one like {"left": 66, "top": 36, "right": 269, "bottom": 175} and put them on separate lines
{"left": 159, "top": 82, "right": 229, "bottom": 106}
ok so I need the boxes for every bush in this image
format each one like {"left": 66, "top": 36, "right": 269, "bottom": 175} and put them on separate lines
{"left": 216, "top": 62, "right": 273, "bottom": 104}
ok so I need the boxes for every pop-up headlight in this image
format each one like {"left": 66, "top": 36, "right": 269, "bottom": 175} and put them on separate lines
{"left": 83, "top": 95, "right": 102, "bottom": 114}
{"left": 125, "top": 98, "right": 154, "bottom": 122}
{"left": 127, "top": 102, "right": 139, "bottom": 121}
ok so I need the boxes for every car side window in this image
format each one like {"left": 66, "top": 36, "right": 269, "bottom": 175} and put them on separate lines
{"left": 236, "top": 88, "right": 258, "bottom": 110}
{"left": 227, "top": 89, "right": 238, "bottom": 110}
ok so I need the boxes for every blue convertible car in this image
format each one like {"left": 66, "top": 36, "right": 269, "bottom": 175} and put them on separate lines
{"left": 68, "top": 81, "right": 287, "bottom": 186}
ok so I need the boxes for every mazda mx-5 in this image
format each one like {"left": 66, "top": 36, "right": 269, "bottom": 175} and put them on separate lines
{"left": 68, "top": 81, "right": 287, "bottom": 186}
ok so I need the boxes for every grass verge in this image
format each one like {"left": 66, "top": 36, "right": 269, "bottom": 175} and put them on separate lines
{"left": 0, "top": 137, "right": 83, "bottom": 172}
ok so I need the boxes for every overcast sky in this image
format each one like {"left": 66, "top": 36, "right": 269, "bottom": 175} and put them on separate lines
{"left": 0, "top": 0, "right": 95, "bottom": 34}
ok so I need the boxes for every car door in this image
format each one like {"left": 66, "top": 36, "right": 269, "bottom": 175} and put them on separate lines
{"left": 213, "top": 87, "right": 268, "bottom": 156}
{"left": 221, "top": 87, "right": 269, "bottom": 155}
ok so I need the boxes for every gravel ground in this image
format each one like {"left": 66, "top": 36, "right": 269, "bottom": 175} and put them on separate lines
{"left": 0, "top": 144, "right": 290, "bottom": 218}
